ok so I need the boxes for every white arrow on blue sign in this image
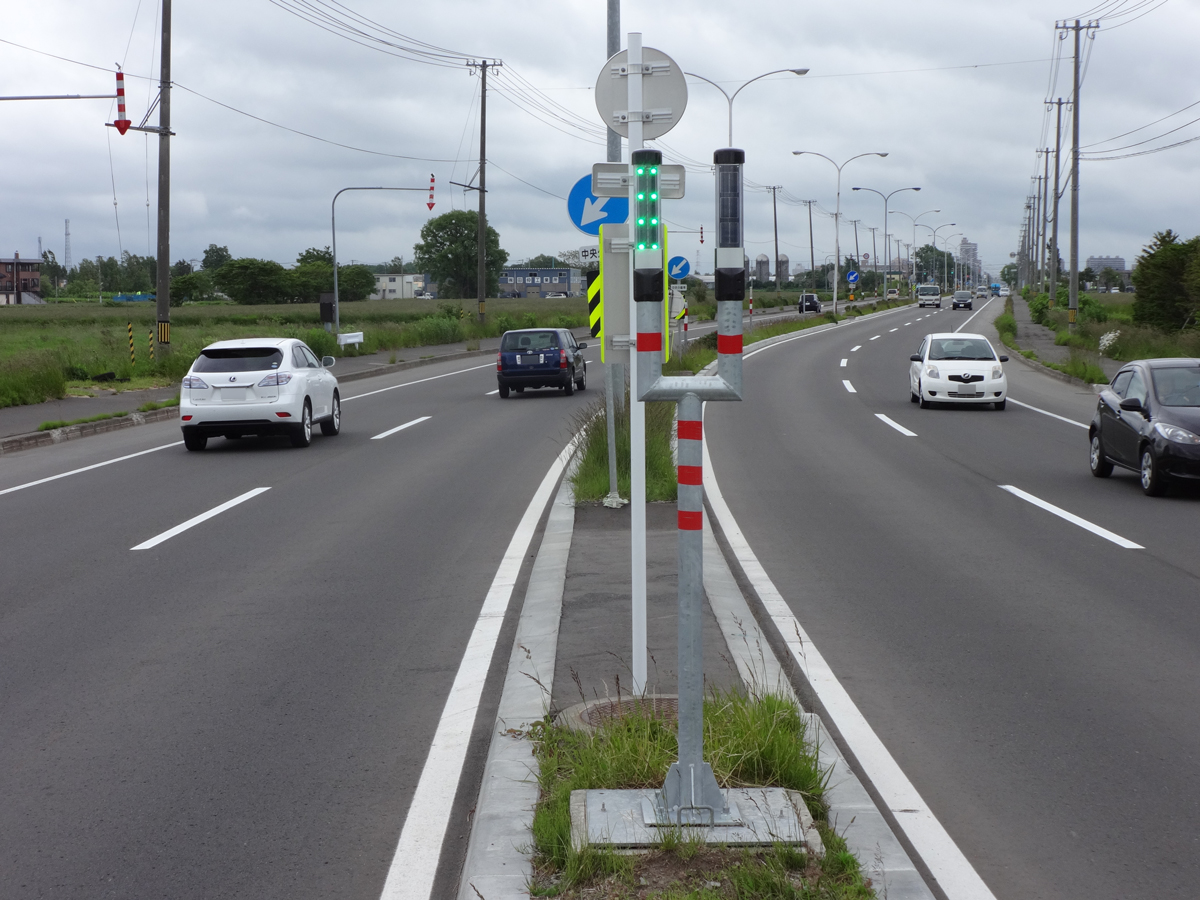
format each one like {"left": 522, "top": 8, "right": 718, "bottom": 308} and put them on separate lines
{"left": 846, "top": 270, "right": 860, "bottom": 284}
{"left": 667, "top": 256, "right": 690, "bottom": 280}
{"left": 567, "top": 174, "right": 629, "bottom": 236}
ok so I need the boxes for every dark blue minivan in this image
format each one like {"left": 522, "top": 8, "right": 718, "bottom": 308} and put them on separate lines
{"left": 496, "top": 328, "right": 587, "bottom": 398}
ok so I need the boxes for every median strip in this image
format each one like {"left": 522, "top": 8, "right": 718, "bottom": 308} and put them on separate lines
{"left": 876, "top": 413, "right": 917, "bottom": 436}
{"left": 131, "top": 487, "right": 271, "bottom": 550}
{"left": 998, "top": 484, "right": 1143, "bottom": 549}
{"left": 371, "top": 416, "right": 431, "bottom": 440}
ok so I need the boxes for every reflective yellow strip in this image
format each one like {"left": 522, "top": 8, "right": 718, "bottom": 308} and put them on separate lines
{"left": 662, "top": 225, "right": 669, "bottom": 362}
{"left": 598, "top": 225, "right": 605, "bottom": 363}
{"left": 157, "top": 321, "right": 170, "bottom": 344}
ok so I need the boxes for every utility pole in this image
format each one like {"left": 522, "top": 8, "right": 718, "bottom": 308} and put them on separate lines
{"left": 473, "top": 60, "right": 500, "bottom": 323}
{"left": 849, "top": 219, "right": 861, "bottom": 276}
{"left": 1040, "top": 149, "right": 1050, "bottom": 292}
{"left": 155, "top": 0, "right": 172, "bottom": 352}
{"left": 867, "top": 226, "right": 878, "bottom": 290}
{"left": 1033, "top": 170, "right": 1043, "bottom": 292}
{"left": 1049, "top": 98, "right": 1064, "bottom": 306}
{"left": 606, "top": 0, "right": 621, "bottom": 165}
{"left": 1061, "top": 18, "right": 1098, "bottom": 331}
{"left": 801, "top": 199, "right": 816, "bottom": 292}
{"left": 767, "top": 185, "right": 782, "bottom": 297}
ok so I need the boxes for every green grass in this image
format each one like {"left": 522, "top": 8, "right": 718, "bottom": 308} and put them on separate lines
{"left": 993, "top": 297, "right": 1017, "bottom": 350}
{"left": 570, "top": 391, "right": 677, "bottom": 502}
{"left": 528, "top": 689, "right": 874, "bottom": 898}
{"left": 138, "top": 396, "right": 180, "bottom": 412}
{"left": 38, "top": 410, "right": 129, "bottom": 431}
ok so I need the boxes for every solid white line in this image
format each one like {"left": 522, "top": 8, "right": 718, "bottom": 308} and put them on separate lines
{"left": 343, "top": 362, "right": 495, "bottom": 402}
{"left": 875, "top": 413, "right": 917, "bottom": 437}
{"left": 379, "top": 432, "right": 581, "bottom": 900}
{"left": 840, "top": 358, "right": 848, "bottom": 367}
{"left": 851, "top": 345, "right": 862, "bottom": 352}
{"left": 702, "top": 434, "right": 999, "bottom": 900}
{"left": 131, "top": 487, "right": 271, "bottom": 550}
{"left": 0, "top": 441, "right": 184, "bottom": 498}
{"left": 998, "top": 485, "right": 1143, "bottom": 549}
{"left": 484, "top": 389, "right": 499, "bottom": 396}
{"left": 870, "top": 335, "right": 881, "bottom": 341}
{"left": 371, "top": 416, "right": 431, "bottom": 440}
{"left": 954, "top": 296, "right": 997, "bottom": 332}
{"left": 842, "top": 380, "right": 856, "bottom": 393}
{"left": 1007, "top": 398, "right": 1088, "bottom": 429}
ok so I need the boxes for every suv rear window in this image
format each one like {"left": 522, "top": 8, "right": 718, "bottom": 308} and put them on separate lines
{"left": 501, "top": 331, "right": 560, "bottom": 352}
{"left": 193, "top": 347, "right": 284, "bottom": 372}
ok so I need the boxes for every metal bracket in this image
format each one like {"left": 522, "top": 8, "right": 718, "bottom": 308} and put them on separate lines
{"left": 609, "top": 62, "right": 673, "bottom": 77}
{"left": 612, "top": 109, "right": 676, "bottom": 127}
{"left": 592, "top": 164, "right": 685, "bottom": 199}
{"left": 609, "top": 334, "right": 634, "bottom": 349}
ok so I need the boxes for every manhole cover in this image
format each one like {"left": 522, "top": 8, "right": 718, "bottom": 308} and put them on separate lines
{"left": 557, "top": 695, "right": 679, "bottom": 732}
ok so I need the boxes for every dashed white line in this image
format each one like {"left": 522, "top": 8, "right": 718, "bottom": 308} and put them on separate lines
{"left": 998, "top": 485, "right": 1143, "bottom": 549}
{"left": 131, "top": 487, "right": 271, "bottom": 550}
{"left": 904, "top": 321, "right": 912, "bottom": 326}
{"left": 840, "top": 358, "right": 848, "bottom": 367}
{"left": 889, "top": 328, "right": 899, "bottom": 333}
{"left": 875, "top": 414, "right": 917, "bottom": 437}
{"left": 842, "top": 380, "right": 857, "bottom": 393}
{"left": 1007, "top": 398, "right": 1088, "bottom": 429}
{"left": 851, "top": 345, "right": 862, "bottom": 352}
{"left": 343, "top": 363, "right": 495, "bottom": 403}
{"left": 870, "top": 335, "right": 881, "bottom": 341}
{"left": 0, "top": 441, "right": 184, "bottom": 498}
{"left": 372, "top": 416, "right": 432, "bottom": 440}
{"left": 485, "top": 389, "right": 499, "bottom": 395}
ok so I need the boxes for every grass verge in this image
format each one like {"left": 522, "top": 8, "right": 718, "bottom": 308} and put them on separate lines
{"left": 138, "top": 396, "right": 180, "bottom": 412}
{"left": 994, "top": 296, "right": 1109, "bottom": 383}
{"left": 570, "top": 390, "right": 677, "bottom": 502}
{"left": 38, "top": 411, "right": 129, "bottom": 431}
{"left": 528, "top": 689, "right": 874, "bottom": 898}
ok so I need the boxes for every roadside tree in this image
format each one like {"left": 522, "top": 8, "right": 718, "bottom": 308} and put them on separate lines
{"left": 202, "top": 244, "right": 232, "bottom": 271}
{"left": 412, "top": 210, "right": 508, "bottom": 299}
{"left": 213, "top": 258, "right": 290, "bottom": 304}
{"left": 1132, "top": 230, "right": 1200, "bottom": 329}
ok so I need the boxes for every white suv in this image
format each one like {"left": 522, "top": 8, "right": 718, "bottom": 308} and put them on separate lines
{"left": 180, "top": 338, "right": 341, "bottom": 450}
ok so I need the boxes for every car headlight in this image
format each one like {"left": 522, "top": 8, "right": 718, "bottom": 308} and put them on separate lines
{"left": 991, "top": 365, "right": 1003, "bottom": 380}
{"left": 1153, "top": 422, "right": 1200, "bottom": 444}
{"left": 925, "top": 364, "right": 940, "bottom": 379}
{"left": 182, "top": 375, "right": 209, "bottom": 389}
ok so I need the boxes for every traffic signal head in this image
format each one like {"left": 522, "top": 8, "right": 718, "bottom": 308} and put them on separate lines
{"left": 632, "top": 149, "right": 662, "bottom": 253}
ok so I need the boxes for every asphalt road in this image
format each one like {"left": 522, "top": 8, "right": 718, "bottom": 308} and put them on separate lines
{"left": 0, "top": 352, "right": 600, "bottom": 899}
{"left": 705, "top": 303, "right": 1200, "bottom": 899}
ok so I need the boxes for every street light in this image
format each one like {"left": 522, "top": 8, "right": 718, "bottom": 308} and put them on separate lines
{"left": 941, "top": 232, "right": 963, "bottom": 293}
{"left": 889, "top": 208, "right": 940, "bottom": 290}
{"left": 852, "top": 185, "right": 919, "bottom": 297}
{"left": 685, "top": 68, "right": 809, "bottom": 146}
{"left": 914, "top": 221, "right": 956, "bottom": 289}
{"left": 792, "top": 150, "right": 888, "bottom": 316}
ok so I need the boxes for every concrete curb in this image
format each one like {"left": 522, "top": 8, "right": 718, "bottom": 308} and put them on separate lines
{"left": 0, "top": 406, "right": 180, "bottom": 457}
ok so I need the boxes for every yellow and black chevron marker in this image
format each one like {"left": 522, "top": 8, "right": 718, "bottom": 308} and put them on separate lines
{"left": 148, "top": 330, "right": 155, "bottom": 362}
{"left": 587, "top": 270, "right": 602, "bottom": 339}
{"left": 127, "top": 322, "right": 135, "bottom": 366}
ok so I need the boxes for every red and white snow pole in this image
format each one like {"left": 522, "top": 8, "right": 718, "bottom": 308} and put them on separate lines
{"left": 114, "top": 70, "right": 131, "bottom": 135}
{"left": 426, "top": 173, "right": 435, "bottom": 211}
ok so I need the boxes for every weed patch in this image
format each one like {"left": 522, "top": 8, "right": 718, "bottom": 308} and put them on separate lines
{"left": 38, "top": 410, "right": 129, "bottom": 431}
{"left": 570, "top": 391, "right": 677, "bottom": 502}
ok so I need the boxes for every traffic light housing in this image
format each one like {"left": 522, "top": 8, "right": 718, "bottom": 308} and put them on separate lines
{"left": 633, "top": 148, "right": 662, "bottom": 253}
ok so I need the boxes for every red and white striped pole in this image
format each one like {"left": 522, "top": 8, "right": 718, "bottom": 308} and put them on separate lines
{"left": 114, "top": 70, "right": 131, "bottom": 135}
{"left": 426, "top": 173, "right": 435, "bottom": 210}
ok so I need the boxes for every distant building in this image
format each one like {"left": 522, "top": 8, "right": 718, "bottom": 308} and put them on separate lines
{"left": 499, "top": 268, "right": 583, "bottom": 298}
{"left": 1087, "top": 255, "right": 1126, "bottom": 273}
{"left": 755, "top": 254, "right": 770, "bottom": 282}
{"left": 371, "top": 273, "right": 426, "bottom": 299}
{"left": 777, "top": 254, "right": 789, "bottom": 281}
{"left": 0, "top": 253, "right": 41, "bottom": 304}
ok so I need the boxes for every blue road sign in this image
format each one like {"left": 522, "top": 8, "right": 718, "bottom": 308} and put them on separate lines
{"left": 846, "top": 270, "right": 860, "bottom": 284}
{"left": 567, "top": 175, "right": 629, "bottom": 236}
{"left": 667, "top": 256, "right": 690, "bottom": 280}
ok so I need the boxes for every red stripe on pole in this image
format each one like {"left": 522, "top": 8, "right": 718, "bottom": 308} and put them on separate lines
{"left": 678, "top": 510, "right": 703, "bottom": 530}
{"left": 677, "top": 420, "right": 702, "bottom": 441}
{"left": 637, "top": 332, "right": 662, "bottom": 352}
{"left": 717, "top": 333, "right": 743, "bottom": 354}
{"left": 677, "top": 465, "right": 702, "bottom": 485}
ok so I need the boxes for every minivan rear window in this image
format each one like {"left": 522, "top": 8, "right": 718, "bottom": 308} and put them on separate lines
{"left": 501, "top": 331, "right": 560, "bottom": 352}
{"left": 193, "top": 347, "right": 284, "bottom": 372}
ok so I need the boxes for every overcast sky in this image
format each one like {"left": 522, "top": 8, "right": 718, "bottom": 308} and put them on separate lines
{"left": 4, "top": 0, "right": 1197, "bottom": 280}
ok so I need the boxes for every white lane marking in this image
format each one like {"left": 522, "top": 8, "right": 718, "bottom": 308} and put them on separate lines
{"left": 840, "top": 358, "right": 848, "bottom": 367}
{"left": 484, "top": 389, "right": 499, "bottom": 396}
{"left": 343, "top": 362, "right": 495, "bottom": 402}
{"left": 870, "top": 335, "right": 881, "bottom": 341}
{"left": 998, "top": 484, "right": 1143, "bottom": 549}
{"left": 702, "top": 434, "right": 1000, "bottom": 900}
{"left": 889, "top": 328, "right": 899, "bottom": 333}
{"left": 842, "top": 380, "right": 856, "bottom": 393}
{"left": 876, "top": 413, "right": 917, "bottom": 437}
{"left": 379, "top": 431, "right": 581, "bottom": 900}
{"left": 131, "top": 487, "right": 271, "bottom": 550}
{"left": 904, "top": 321, "right": 912, "bottom": 326}
{"left": 954, "top": 296, "right": 996, "bottom": 332}
{"left": 851, "top": 345, "right": 862, "bottom": 352}
{"left": 742, "top": 303, "right": 915, "bottom": 360}
{"left": 371, "top": 416, "right": 432, "bottom": 440}
{"left": 0, "top": 441, "right": 184, "bottom": 498}
{"left": 1007, "top": 398, "right": 1088, "bottom": 429}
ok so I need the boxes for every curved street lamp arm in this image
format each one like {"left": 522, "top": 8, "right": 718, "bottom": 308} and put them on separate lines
{"left": 683, "top": 71, "right": 732, "bottom": 103}
{"left": 729, "top": 68, "right": 807, "bottom": 103}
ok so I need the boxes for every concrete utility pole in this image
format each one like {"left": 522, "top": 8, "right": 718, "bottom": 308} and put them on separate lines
{"left": 1033, "top": 170, "right": 1043, "bottom": 291}
{"left": 766, "top": 185, "right": 782, "bottom": 296}
{"left": 606, "top": 0, "right": 621, "bottom": 164}
{"left": 473, "top": 60, "right": 500, "bottom": 323}
{"left": 1040, "top": 148, "right": 1050, "bottom": 292}
{"left": 155, "top": 0, "right": 172, "bottom": 352}
{"left": 1061, "top": 18, "right": 1098, "bottom": 331}
{"left": 867, "top": 226, "right": 878, "bottom": 288}
{"left": 1049, "top": 98, "right": 1064, "bottom": 306}
{"left": 800, "top": 199, "right": 816, "bottom": 293}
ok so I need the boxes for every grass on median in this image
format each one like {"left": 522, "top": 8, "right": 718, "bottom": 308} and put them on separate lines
{"left": 528, "top": 688, "right": 874, "bottom": 898}
{"left": 38, "top": 411, "right": 129, "bottom": 431}
{"left": 570, "top": 390, "right": 677, "bottom": 502}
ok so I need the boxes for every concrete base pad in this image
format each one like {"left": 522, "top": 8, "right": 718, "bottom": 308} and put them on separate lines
{"left": 570, "top": 788, "right": 824, "bottom": 853}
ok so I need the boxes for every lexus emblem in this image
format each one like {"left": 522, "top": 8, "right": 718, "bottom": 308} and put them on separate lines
{"left": 229, "top": 376, "right": 237, "bottom": 382}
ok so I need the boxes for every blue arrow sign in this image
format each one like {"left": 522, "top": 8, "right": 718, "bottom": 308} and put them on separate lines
{"left": 667, "top": 256, "right": 690, "bottom": 280}
{"left": 567, "top": 175, "right": 629, "bottom": 236}
{"left": 846, "top": 270, "right": 860, "bottom": 284}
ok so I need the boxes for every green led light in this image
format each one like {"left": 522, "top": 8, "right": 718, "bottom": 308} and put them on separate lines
{"left": 651, "top": 243, "right": 659, "bottom": 250}
{"left": 637, "top": 167, "right": 645, "bottom": 175}
{"left": 650, "top": 167, "right": 657, "bottom": 174}
{"left": 651, "top": 193, "right": 658, "bottom": 200}
{"left": 638, "top": 217, "right": 645, "bottom": 225}
{"left": 638, "top": 242, "right": 646, "bottom": 250}
{"left": 638, "top": 192, "right": 644, "bottom": 200}
{"left": 651, "top": 218, "right": 658, "bottom": 225}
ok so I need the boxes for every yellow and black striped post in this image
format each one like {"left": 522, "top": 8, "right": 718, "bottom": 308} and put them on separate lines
{"left": 148, "top": 330, "right": 155, "bottom": 363}
{"left": 587, "top": 269, "right": 603, "bottom": 350}
{"left": 127, "top": 323, "right": 135, "bottom": 367}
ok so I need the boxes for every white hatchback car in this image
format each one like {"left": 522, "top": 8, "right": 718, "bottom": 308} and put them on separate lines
{"left": 180, "top": 338, "right": 341, "bottom": 450}
{"left": 910, "top": 332, "right": 1009, "bottom": 410}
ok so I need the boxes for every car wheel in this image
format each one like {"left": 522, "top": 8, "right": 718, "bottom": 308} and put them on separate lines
{"left": 563, "top": 368, "right": 575, "bottom": 396}
{"left": 290, "top": 400, "right": 313, "bottom": 448}
{"left": 918, "top": 380, "right": 931, "bottom": 409}
{"left": 320, "top": 391, "right": 341, "bottom": 436}
{"left": 576, "top": 363, "right": 586, "bottom": 390}
{"left": 994, "top": 399, "right": 1006, "bottom": 410}
{"left": 183, "top": 432, "right": 207, "bottom": 451}
{"left": 498, "top": 384, "right": 510, "bottom": 398}
{"left": 1089, "top": 433, "right": 1113, "bottom": 478}
{"left": 1140, "top": 446, "right": 1166, "bottom": 496}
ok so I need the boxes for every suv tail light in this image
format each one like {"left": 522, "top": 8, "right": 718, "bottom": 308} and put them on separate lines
{"left": 560, "top": 351, "right": 568, "bottom": 369}
{"left": 181, "top": 375, "right": 209, "bottom": 389}
{"left": 497, "top": 352, "right": 502, "bottom": 372}
{"left": 257, "top": 372, "right": 293, "bottom": 386}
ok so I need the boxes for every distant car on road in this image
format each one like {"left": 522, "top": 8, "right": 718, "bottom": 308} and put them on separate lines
{"left": 999, "top": 286, "right": 1011, "bottom": 297}
{"left": 916, "top": 285, "right": 942, "bottom": 308}
{"left": 545, "top": 292, "right": 568, "bottom": 298}
{"left": 496, "top": 328, "right": 587, "bottom": 398}
{"left": 1089, "top": 358, "right": 1200, "bottom": 495}
{"left": 974, "top": 286, "right": 990, "bottom": 300}
{"left": 952, "top": 290, "right": 974, "bottom": 310}
{"left": 886, "top": 288, "right": 900, "bottom": 299}
{"left": 910, "top": 332, "right": 1008, "bottom": 410}
{"left": 799, "top": 293, "right": 821, "bottom": 312}
{"left": 180, "top": 338, "right": 340, "bottom": 451}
